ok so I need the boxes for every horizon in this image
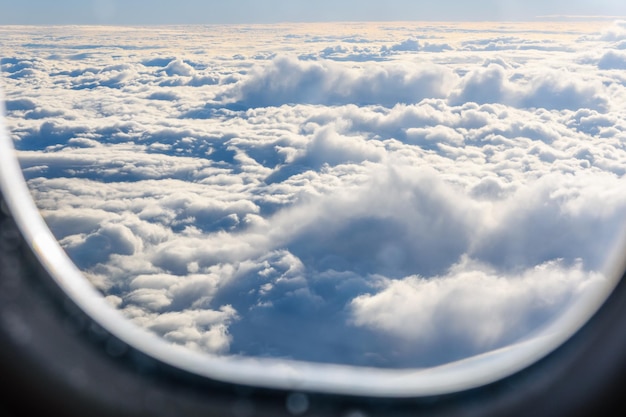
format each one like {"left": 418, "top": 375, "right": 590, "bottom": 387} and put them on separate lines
{"left": 0, "top": 16, "right": 625, "bottom": 26}
{"left": 1, "top": 0, "right": 626, "bottom": 25}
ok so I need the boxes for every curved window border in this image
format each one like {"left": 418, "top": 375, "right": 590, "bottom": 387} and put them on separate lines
{"left": 2, "top": 167, "right": 626, "bottom": 417}
{"left": 0, "top": 79, "right": 624, "bottom": 400}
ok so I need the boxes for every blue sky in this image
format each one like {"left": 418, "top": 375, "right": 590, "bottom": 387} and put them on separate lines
{"left": 0, "top": 0, "right": 625, "bottom": 24}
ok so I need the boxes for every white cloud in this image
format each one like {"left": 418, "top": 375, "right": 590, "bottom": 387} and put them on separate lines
{"left": 598, "top": 50, "right": 626, "bottom": 69}
{"left": 350, "top": 258, "right": 605, "bottom": 356}
{"left": 600, "top": 20, "right": 626, "bottom": 41}
{"left": 449, "top": 64, "right": 609, "bottom": 111}
{"left": 381, "top": 38, "right": 452, "bottom": 53}
{"left": 220, "top": 55, "right": 457, "bottom": 108}
{"left": 138, "top": 306, "right": 238, "bottom": 354}
{"left": 163, "top": 59, "right": 195, "bottom": 76}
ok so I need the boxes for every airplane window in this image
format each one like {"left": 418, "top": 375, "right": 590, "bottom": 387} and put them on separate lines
{"left": 1, "top": 0, "right": 626, "bottom": 409}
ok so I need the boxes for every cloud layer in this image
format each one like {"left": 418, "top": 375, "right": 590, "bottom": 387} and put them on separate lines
{"left": 3, "top": 21, "right": 626, "bottom": 368}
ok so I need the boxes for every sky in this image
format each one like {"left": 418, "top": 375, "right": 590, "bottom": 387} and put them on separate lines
{"left": 1, "top": 0, "right": 626, "bottom": 24}
{"left": 2, "top": 17, "right": 626, "bottom": 370}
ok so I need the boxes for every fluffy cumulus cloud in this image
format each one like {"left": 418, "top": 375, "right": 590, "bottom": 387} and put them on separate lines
{"left": 599, "top": 20, "right": 626, "bottom": 42}
{"left": 350, "top": 258, "right": 605, "bottom": 363}
{"left": 449, "top": 64, "right": 609, "bottom": 111}
{"left": 3, "top": 21, "right": 626, "bottom": 368}
{"left": 219, "top": 55, "right": 456, "bottom": 108}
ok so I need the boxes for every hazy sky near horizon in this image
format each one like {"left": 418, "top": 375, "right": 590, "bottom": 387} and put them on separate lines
{"left": 1, "top": 0, "right": 626, "bottom": 25}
